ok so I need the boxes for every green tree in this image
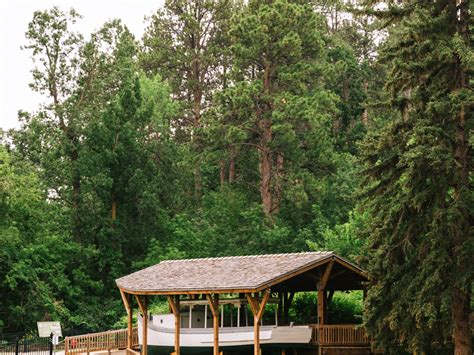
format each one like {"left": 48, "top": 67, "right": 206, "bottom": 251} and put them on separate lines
{"left": 18, "top": 7, "right": 84, "bottom": 240}
{"left": 360, "top": 1, "right": 473, "bottom": 353}
{"left": 141, "top": 0, "right": 235, "bottom": 200}
{"left": 0, "top": 145, "right": 99, "bottom": 332}
{"left": 226, "top": 0, "right": 338, "bottom": 218}
{"left": 11, "top": 9, "right": 182, "bottom": 331}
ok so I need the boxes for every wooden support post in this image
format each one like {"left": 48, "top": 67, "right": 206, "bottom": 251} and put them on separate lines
{"left": 136, "top": 295, "right": 148, "bottom": 355}
{"left": 246, "top": 289, "right": 270, "bottom": 355}
{"left": 167, "top": 296, "right": 180, "bottom": 355}
{"left": 120, "top": 289, "right": 134, "bottom": 353}
{"left": 320, "top": 260, "right": 334, "bottom": 290}
{"left": 317, "top": 260, "right": 334, "bottom": 325}
{"left": 317, "top": 289, "right": 325, "bottom": 325}
{"left": 206, "top": 294, "right": 220, "bottom": 355}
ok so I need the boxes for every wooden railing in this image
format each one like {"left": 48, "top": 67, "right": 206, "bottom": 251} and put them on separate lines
{"left": 64, "top": 328, "right": 139, "bottom": 354}
{"left": 309, "top": 324, "right": 370, "bottom": 346}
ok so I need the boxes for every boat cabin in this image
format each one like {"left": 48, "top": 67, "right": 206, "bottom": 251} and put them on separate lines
{"left": 116, "top": 252, "right": 372, "bottom": 355}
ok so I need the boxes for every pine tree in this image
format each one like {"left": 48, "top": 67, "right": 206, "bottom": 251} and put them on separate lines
{"left": 227, "top": 0, "right": 338, "bottom": 217}
{"left": 141, "top": 0, "right": 235, "bottom": 201}
{"left": 360, "top": 1, "right": 473, "bottom": 353}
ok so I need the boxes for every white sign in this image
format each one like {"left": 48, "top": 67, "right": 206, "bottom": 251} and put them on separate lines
{"left": 37, "top": 322, "right": 62, "bottom": 337}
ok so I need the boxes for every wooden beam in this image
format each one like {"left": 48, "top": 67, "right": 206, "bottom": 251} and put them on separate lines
{"left": 319, "top": 260, "right": 334, "bottom": 291}
{"left": 120, "top": 289, "right": 131, "bottom": 316}
{"left": 120, "top": 289, "right": 134, "bottom": 351}
{"left": 246, "top": 289, "right": 270, "bottom": 355}
{"left": 206, "top": 294, "right": 219, "bottom": 355}
{"left": 167, "top": 296, "right": 180, "bottom": 355}
{"left": 246, "top": 294, "right": 258, "bottom": 316}
{"left": 257, "top": 290, "right": 270, "bottom": 321}
{"left": 135, "top": 295, "right": 148, "bottom": 355}
{"left": 316, "top": 260, "right": 334, "bottom": 326}
{"left": 318, "top": 289, "right": 325, "bottom": 325}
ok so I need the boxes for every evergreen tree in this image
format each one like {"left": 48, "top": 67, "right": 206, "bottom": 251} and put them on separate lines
{"left": 360, "top": 1, "right": 473, "bottom": 353}
{"left": 227, "top": 0, "right": 338, "bottom": 218}
{"left": 141, "top": 0, "right": 235, "bottom": 200}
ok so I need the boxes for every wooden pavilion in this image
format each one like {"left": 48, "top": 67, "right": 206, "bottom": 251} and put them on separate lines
{"left": 116, "top": 252, "right": 371, "bottom": 355}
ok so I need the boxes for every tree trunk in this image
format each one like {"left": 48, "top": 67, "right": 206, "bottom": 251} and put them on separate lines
{"left": 362, "top": 79, "right": 369, "bottom": 125}
{"left": 228, "top": 146, "right": 235, "bottom": 184}
{"left": 452, "top": 2, "right": 472, "bottom": 354}
{"left": 192, "top": 38, "right": 202, "bottom": 202}
{"left": 260, "top": 61, "right": 273, "bottom": 217}
{"left": 452, "top": 287, "right": 471, "bottom": 355}
{"left": 452, "top": 105, "right": 471, "bottom": 354}
{"left": 259, "top": 120, "right": 272, "bottom": 216}
{"left": 272, "top": 153, "right": 284, "bottom": 214}
{"left": 111, "top": 193, "right": 117, "bottom": 221}
{"left": 71, "top": 146, "right": 81, "bottom": 241}
{"left": 220, "top": 159, "right": 226, "bottom": 189}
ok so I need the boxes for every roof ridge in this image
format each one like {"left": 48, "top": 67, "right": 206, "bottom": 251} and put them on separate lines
{"left": 160, "top": 251, "right": 333, "bottom": 264}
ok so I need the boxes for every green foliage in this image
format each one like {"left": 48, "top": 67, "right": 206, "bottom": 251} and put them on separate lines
{"left": 0, "top": 145, "right": 97, "bottom": 332}
{"left": 359, "top": 1, "right": 473, "bottom": 353}
{"left": 307, "top": 211, "right": 367, "bottom": 262}
{"left": 290, "top": 291, "right": 363, "bottom": 325}
{"left": 2, "top": 0, "right": 384, "bottom": 339}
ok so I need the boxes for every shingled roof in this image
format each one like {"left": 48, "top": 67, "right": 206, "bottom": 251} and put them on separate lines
{"left": 116, "top": 252, "right": 367, "bottom": 295}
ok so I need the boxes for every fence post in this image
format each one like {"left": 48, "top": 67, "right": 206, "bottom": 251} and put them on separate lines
{"left": 107, "top": 331, "right": 111, "bottom": 355}
{"left": 15, "top": 337, "right": 19, "bottom": 355}
{"left": 49, "top": 334, "right": 53, "bottom": 355}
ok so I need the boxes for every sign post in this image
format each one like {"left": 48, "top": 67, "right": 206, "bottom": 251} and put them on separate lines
{"left": 37, "top": 322, "right": 62, "bottom": 354}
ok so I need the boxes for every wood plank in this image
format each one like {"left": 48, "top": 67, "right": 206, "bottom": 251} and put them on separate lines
{"left": 319, "top": 260, "right": 334, "bottom": 290}
{"left": 167, "top": 296, "right": 180, "bottom": 355}
{"left": 246, "top": 290, "right": 270, "bottom": 355}
{"left": 119, "top": 289, "right": 134, "bottom": 351}
{"left": 318, "top": 289, "right": 325, "bottom": 325}
{"left": 135, "top": 295, "right": 148, "bottom": 355}
{"left": 206, "top": 294, "right": 220, "bottom": 355}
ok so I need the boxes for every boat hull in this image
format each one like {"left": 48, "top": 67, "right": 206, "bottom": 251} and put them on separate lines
{"left": 138, "top": 316, "right": 313, "bottom": 353}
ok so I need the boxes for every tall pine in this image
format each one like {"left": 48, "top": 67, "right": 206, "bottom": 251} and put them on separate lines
{"left": 360, "top": 1, "right": 472, "bottom": 354}
{"left": 227, "top": 0, "right": 338, "bottom": 218}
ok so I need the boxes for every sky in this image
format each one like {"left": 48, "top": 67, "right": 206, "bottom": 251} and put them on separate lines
{"left": 0, "top": 0, "right": 165, "bottom": 131}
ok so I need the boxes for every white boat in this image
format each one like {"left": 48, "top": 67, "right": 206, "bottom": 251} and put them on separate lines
{"left": 138, "top": 298, "right": 313, "bottom": 354}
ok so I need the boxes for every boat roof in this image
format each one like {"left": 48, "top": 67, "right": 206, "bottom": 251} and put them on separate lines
{"left": 116, "top": 252, "right": 367, "bottom": 295}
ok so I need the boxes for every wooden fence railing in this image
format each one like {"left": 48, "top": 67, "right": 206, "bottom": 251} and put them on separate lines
{"left": 309, "top": 324, "right": 370, "bottom": 346}
{"left": 64, "top": 328, "right": 138, "bottom": 354}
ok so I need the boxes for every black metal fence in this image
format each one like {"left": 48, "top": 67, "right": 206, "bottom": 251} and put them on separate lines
{"left": 0, "top": 335, "right": 53, "bottom": 355}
